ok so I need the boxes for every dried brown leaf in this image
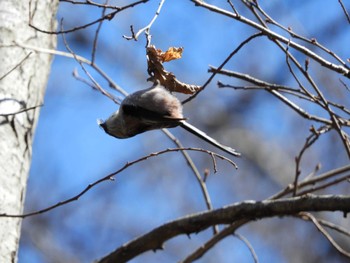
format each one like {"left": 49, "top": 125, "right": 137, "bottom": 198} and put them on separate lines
{"left": 146, "top": 46, "right": 201, "bottom": 95}
{"left": 159, "top": 47, "right": 184, "bottom": 62}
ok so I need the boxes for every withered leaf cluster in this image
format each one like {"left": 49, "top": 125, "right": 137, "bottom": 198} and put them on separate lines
{"left": 146, "top": 46, "right": 201, "bottom": 94}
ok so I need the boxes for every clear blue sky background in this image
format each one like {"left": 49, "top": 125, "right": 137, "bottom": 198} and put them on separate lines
{"left": 18, "top": 1, "right": 350, "bottom": 262}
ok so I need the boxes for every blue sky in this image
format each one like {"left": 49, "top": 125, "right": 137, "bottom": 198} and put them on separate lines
{"left": 19, "top": 1, "right": 350, "bottom": 262}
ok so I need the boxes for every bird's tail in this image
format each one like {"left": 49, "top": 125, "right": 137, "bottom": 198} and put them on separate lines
{"left": 180, "top": 121, "right": 240, "bottom": 157}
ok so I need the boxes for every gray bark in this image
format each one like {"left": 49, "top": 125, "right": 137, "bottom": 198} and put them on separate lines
{"left": 0, "top": 0, "right": 58, "bottom": 262}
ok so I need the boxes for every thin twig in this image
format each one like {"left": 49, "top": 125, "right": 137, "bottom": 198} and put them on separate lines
{"left": 269, "top": 163, "right": 350, "bottom": 199}
{"left": 0, "top": 147, "right": 236, "bottom": 218}
{"left": 0, "top": 104, "right": 42, "bottom": 117}
{"left": 0, "top": 52, "right": 32, "bottom": 80}
{"left": 59, "top": 0, "right": 127, "bottom": 10}
{"left": 211, "top": 68, "right": 333, "bottom": 125}
{"left": 13, "top": 42, "right": 127, "bottom": 96}
{"left": 297, "top": 173, "right": 350, "bottom": 196}
{"left": 162, "top": 129, "right": 227, "bottom": 235}
{"left": 190, "top": 0, "right": 350, "bottom": 77}
{"left": 183, "top": 32, "right": 264, "bottom": 104}
{"left": 284, "top": 42, "right": 315, "bottom": 102}
{"left": 217, "top": 81, "right": 313, "bottom": 102}
{"left": 72, "top": 69, "right": 121, "bottom": 104}
{"left": 290, "top": 48, "right": 350, "bottom": 158}
{"left": 267, "top": 12, "right": 350, "bottom": 158}
{"left": 300, "top": 212, "right": 350, "bottom": 258}
{"left": 293, "top": 126, "right": 325, "bottom": 196}
{"left": 235, "top": 233, "right": 259, "bottom": 263}
{"left": 91, "top": 0, "right": 109, "bottom": 63}
{"left": 180, "top": 220, "right": 247, "bottom": 263}
{"left": 61, "top": 21, "right": 122, "bottom": 105}
{"left": 123, "top": 0, "right": 165, "bottom": 40}
{"left": 253, "top": 2, "right": 349, "bottom": 67}
{"left": 338, "top": 0, "right": 350, "bottom": 24}
{"left": 29, "top": 0, "right": 149, "bottom": 34}
{"left": 339, "top": 78, "right": 350, "bottom": 92}
{"left": 301, "top": 215, "right": 350, "bottom": 238}
{"left": 302, "top": 163, "right": 321, "bottom": 182}
{"left": 227, "top": 0, "right": 239, "bottom": 15}
{"left": 210, "top": 152, "right": 218, "bottom": 173}
{"left": 218, "top": 72, "right": 350, "bottom": 125}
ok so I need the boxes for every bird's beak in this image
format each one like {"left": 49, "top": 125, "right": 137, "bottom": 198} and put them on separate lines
{"left": 97, "top": 119, "right": 107, "bottom": 131}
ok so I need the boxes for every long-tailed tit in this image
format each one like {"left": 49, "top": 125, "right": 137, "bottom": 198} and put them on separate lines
{"left": 99, "top": 83, "right": 240, "bottom": 156}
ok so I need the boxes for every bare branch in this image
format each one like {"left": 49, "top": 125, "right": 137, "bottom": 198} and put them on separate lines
{"left": 97, "top": 195, "right": 350, "bottom": 263}
{"left": 180, "top": 220, "right": 247, "bottom": 262}
{"left": 338, "top": 0, "right": 350, "bottom": 24}
{"left": 72, "top": 69, "right": 121, "bottom": 104}
{"left": 235, "top": 233, "right": 259, "bottom": 263}
{"left": 161, "top": 129, "right": 219, "bottom": 234}
{"left": 61, "top": 22, "right": 122, "bottom": 105}
{"left": 12, "top": 42, "right": 127, "bottom": 97}
{"left": 270, "top": 164, "right": 350, "bottom": 199}
{"left": 212, "top": 69, "right": 333, "bottom": 125}
{"left": 0, "top": 52, "right": 32, "bottom": 80}
{"left": 123, "top": 0, "right": 165, "bottom": 41}
{"left": 340, "top": 78, "right": 350, "bottom": 92}
{"left": 300, "top": 212, "right": 350, "bottom": 258}
{"left": 0, "top": 104, "right": 42, "bottom": 117}
{"left": 59, "top": 0, "right": 128, "bottom": 10}
{"left": 227, "top": 0, "right": 239, "bottom": 15}
{"left": 252, "top": 2, "right": 349, "bottom": 67}
{"left": 302, "top": 215, "right": 350, "bottom": 238}
{"left": 297, "top": 173, "right": 350, "bottom": 196}
{"left": 29, "top": 0, "right": 149, "bottom": 34}
{"left": 0, "top": 147, "right": 236, "bottom": 218}
{"left": 183, "top": 32, "right": 263, "bottom": 104}
{"left": 91, "top": 0, "right": 109, "bottom": 63}
{"left": 190, "top": 0, "right": 350, "bottom": 78}
{"left": 293, "top": 126, "right": 328, "bottom": 196}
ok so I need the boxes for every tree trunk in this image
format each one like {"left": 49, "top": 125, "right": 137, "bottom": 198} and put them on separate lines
{"left": 0, "top": 0, "right": 58, "bottom": 262}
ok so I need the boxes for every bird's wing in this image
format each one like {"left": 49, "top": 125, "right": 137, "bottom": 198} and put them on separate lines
{"left": 122, "top": 103, "right": 186, "bottom": 124}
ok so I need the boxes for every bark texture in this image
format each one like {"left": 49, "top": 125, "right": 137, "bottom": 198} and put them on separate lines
{"left": 0, "top": 0, "right": 58, "bottom": 262}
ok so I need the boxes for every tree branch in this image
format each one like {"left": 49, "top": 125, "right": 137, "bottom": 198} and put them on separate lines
{"left": 190, "top": 0, "right": 350, "bottom": 77}
{"left": 29, "top": 0, "right": 149, "bottom": 34}
{"left": 97, "top": 195, "right": 350, "bottom": 263}
{"left": 0, "top": 147, "right": 235, "bottom": 218}
{"left": 123, "top": 0, "right": 165, "bottom": 41}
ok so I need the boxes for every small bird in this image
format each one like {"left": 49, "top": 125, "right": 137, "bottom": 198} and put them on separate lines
{"left": 98, "top": 83, "right": 240, "bottom": 157}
